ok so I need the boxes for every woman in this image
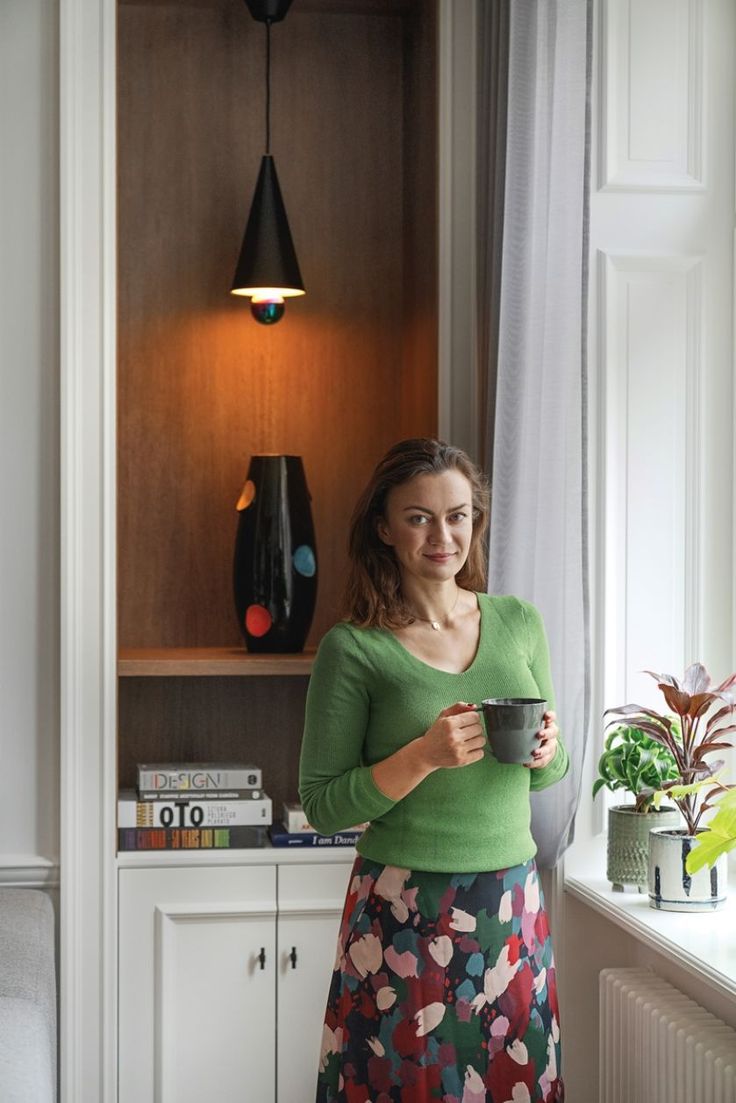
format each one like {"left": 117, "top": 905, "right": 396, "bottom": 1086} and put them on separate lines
{"left": 299, "top": 438, "right": 568, "bottom": 1103}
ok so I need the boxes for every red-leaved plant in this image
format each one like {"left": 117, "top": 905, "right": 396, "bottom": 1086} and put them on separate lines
{"left": 604, "top": 663, "right": 736, "bottom": 836}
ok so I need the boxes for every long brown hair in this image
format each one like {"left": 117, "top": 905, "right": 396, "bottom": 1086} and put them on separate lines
{"left": 344, "top": 438, "right": 490, "bottom": 628}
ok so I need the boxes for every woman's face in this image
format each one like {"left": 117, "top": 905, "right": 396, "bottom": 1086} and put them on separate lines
{"left": 377, "top": 469, "right": 475, "bottom": 584}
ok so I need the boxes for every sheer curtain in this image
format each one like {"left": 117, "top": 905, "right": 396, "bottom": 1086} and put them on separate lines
{"left": 480, "top": 0, "right": 592, "bottom": 867}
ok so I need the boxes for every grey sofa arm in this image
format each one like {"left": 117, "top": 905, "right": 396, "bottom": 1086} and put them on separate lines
{"left": 0, "top": 889, "right": 57, "bottom": 1103}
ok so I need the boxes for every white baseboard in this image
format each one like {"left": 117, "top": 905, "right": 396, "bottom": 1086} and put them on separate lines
{"left": 0, "top": 855, "right": 59, "bottom": 888}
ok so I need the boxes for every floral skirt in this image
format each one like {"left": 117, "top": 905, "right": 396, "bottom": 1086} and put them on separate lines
{"left": 317, "top": 856, "right": 564, "bottom": 1103}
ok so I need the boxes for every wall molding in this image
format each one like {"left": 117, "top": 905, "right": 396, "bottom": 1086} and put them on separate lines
{"left": 598, "top": 0, "right": 705, "bottom": 192}
{"left": 587, "top": 237, "right": 608, "bottom": 839}
{"left": 59, "top": 0, "right": 118, "bottom": 1100}
{"left": 599, "top": 250, "right": 704, "bottom": 704}
{"left": 683, "top": 258, "right": 704, "bottom": 666}
{"left": 0, "top": 856, "right": 59, "bottom": 889}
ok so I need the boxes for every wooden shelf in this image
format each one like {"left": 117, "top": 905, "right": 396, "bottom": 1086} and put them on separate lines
{"left": 118, "top": 648, "right": 316, "bottom": 677}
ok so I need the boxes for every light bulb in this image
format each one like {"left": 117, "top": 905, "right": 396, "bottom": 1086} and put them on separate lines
{"left": 250, "top": 298, "right": 285, "bottom": 325}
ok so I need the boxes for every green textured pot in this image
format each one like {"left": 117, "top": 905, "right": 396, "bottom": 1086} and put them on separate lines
{"left": 607, "top": 804, "right": 681, "bottom": 892}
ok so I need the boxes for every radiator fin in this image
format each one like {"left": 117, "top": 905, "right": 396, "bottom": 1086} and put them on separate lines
{"left": 599, "top": 967, "right": 736, "bottom": 1103}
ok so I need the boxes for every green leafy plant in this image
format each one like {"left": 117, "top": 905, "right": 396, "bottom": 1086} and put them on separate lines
{"left": 685, "top": 787, "right": 736, "bottom": 874}
{"left": 604, "top": 663, "right": 736, "bottom": 836}
{"left": 592, "top": 724, "right": 680, "bottom": 811}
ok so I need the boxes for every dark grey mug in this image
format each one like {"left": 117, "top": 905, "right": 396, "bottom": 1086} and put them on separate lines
{"left": 477, "top": 697, "right": 547, "bottom": 764}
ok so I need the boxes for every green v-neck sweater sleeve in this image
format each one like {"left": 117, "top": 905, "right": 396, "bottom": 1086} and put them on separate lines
{"left": 298, "top": 592, "right": 569, "bottom": 872}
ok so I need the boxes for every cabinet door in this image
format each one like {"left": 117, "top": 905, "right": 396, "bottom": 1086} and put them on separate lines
{"left": 276, "top": 862, "right": 353, "bottom": 1103}
{"left": 119, "top": 864, "right": 277, "bottom": 1103}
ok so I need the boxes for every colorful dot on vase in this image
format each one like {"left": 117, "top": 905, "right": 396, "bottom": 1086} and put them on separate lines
{"left": 293, "top": 544, "right": 316, "bottom": 578}
{"left": 245, "top": 604, "right": 272, "bottom": 637}
{"left": 235, "top": 479, "right": 256, "bottom": 511}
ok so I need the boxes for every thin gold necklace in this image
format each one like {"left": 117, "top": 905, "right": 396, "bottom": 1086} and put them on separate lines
{"left": 410, "top": 588, "right": 461, "bottom": 631}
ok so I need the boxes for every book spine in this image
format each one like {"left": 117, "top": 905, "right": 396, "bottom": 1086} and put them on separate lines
{"left": 118, "top": 826, "right": 266, "bottom": 850}
{"left": 137, "top": 766, "right": 262, "bottom": 792}
{"left": 268, "top": 835, "right": 315, "bottom": 847}
{"left": 119, "top": 796, "right": 272, "bottom": 828}
{"left": 268, "top": 829, "right": 362, "bottom": 848}
{"left": 138, "top": 789, "right": 262, "bottom": 802}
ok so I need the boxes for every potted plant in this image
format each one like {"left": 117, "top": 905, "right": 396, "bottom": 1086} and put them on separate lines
{"left": 604, "top": 662, "right": 736, "bottom": 912}
{"left": 592, "top": 724, "right": 680, "bottom": 892}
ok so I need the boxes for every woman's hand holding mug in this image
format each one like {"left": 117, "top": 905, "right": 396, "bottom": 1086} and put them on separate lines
{"left": 526, "top": 710, "right": 559, "bottom": 769}
{"left": 419, "top": 703, "right": 486, "bottom": 770}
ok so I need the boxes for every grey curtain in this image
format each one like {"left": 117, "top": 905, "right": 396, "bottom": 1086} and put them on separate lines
{"left": 476, "top": 0, "right": 509, "bottom": 474}
{"left": 481, "top": 0, "right": 593, "bottom": 867}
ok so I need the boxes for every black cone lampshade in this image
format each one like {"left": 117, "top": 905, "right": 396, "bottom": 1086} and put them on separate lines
{"left": 231, "top": 0, "right": 304, "bottom": 324}
{"left": 231, "top": 155, "right": 305, "bottom": 319}
{"left": 245, "top": 0, "right": 293, "bottom": 22}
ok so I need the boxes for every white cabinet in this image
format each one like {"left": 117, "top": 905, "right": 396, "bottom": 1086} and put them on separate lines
{"left": 118, "top": 857, "right": 352, "bottom": 1103}
{"left": 119, "top": 863, "right": 278, "bottom": 1103}
{"left": 276, "top": 863, "right": 353, "bottom": 1103}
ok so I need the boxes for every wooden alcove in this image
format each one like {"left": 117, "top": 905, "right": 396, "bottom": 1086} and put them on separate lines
{"left": 116, "top": 0, "right": 439, "bottom": 809}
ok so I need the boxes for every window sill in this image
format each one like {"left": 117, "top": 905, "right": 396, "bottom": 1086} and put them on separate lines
{"left": 563, "top": 834, "right": 736, "bottom": 1000}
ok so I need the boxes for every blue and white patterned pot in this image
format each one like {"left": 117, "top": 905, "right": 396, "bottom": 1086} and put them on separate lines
{"left": 648, "top": 828, "right": 727, "bottom": 912}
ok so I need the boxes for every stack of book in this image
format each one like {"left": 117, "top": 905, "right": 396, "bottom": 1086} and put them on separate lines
{"left": 269, "top": 801, "right": 367, "bottom": 848}
{"left": 118, "top": 762, "right": 271, "bottom": 850}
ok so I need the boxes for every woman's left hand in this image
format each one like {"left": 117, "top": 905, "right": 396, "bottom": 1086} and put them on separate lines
{"left": 526, "top": 710, "right": 559, "bottom": 769}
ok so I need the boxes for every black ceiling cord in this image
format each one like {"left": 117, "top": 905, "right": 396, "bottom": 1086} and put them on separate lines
{"left": 265, "top": 19, "right": 271, "bottom": 155}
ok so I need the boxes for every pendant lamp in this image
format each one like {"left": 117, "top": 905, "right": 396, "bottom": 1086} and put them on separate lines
{"left": 231, "top": 0, "right": 305, "bottom": 324}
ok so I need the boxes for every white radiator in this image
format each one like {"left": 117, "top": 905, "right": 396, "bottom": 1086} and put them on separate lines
{"left": 599, "top": 968, "right": 736, "bottom": 1103}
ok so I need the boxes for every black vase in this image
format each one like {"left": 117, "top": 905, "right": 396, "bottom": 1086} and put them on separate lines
{"left": 233, "top": 454, "right": 317, "bottom": 652}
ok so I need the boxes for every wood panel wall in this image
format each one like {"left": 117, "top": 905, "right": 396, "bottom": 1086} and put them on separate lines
{"left": 117, "top": 0, "right": 437, "bottom": 807}
{"left": 117, "top": 0, "right": 438, "bottom": 650}
{"left": 118, "top": 677, "right": 310, "bottom": 797}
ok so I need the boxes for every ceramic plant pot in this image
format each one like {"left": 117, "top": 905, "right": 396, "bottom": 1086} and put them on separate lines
{"left": 606, "top": 805, "right": 681, "bottom": 892}
{"left": 648, "top": 827, "right": 728, "bottom": 912}
{"left": 233, "top": 454, "right": 317, "bottom": 652}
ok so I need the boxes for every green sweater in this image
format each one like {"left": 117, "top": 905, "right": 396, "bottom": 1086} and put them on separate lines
{"left": 298, "top": 592, "right": 569, "bottom": 872}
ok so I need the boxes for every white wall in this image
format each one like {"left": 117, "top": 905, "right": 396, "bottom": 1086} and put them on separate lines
{"left": 0, "top": 0, "right": 59, "bottom": 881}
